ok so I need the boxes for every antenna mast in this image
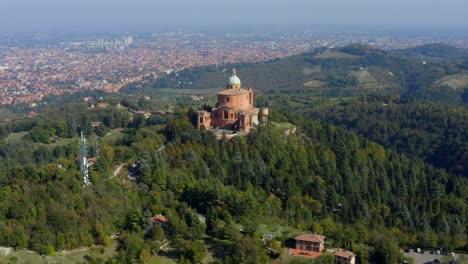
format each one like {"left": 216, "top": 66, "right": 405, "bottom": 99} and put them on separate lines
{"left": 80, "top": 131, "right": 91, "bottom": 186}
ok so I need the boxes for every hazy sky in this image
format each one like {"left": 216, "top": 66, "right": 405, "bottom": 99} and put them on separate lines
{"left": 1, "top": 0, "right": 467, "bottom": 32}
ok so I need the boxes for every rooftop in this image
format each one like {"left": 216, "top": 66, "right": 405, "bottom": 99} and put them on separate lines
{"left": 228, "top": 75, "right": 241, "bottom": 85}
{"left": 334, "top": 249, "right": 356, "bottom": 259}
{"left": 294, "top": 234, "right": 326, "bottom": 243}
{"left": 228, "top": 68, "right": 241, "bottom": 84}
{"left": 151, "top": 214, "right": 168, "bottom": 223}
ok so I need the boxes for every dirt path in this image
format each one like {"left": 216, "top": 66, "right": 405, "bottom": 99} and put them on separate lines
{"left": 112, "top": 163, "right": 125, "bottom": 178}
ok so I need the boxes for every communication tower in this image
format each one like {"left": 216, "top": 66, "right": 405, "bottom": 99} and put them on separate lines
{"left": 80, "top": 131, "right": 91, "bottom": 186}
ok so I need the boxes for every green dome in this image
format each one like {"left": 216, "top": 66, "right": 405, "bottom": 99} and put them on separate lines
{"left": 228, "top": 75, "right": 241, "bottom": 85}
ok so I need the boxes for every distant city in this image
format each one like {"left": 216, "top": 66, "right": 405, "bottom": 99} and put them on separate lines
{"left": 0, "top": 29, "right": 467, "bottom": 105}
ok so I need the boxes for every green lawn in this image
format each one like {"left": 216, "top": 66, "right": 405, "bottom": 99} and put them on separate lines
{"left": 314, "top": 52, "right": 359, "bottom": 60}
{"left": 5, "top": 131, "right": 28, "bottom": 142}
{"left": 271, "top": 122, "right": 296, "bottom": 134}
{"left": 0, "top": 243, "right": 117, "bottom": 264}
{"left": 257, "top": 224, "right": 302, "bottom": 239}
{"left": 101, "top": 128, "right": 125, "bottom": 144}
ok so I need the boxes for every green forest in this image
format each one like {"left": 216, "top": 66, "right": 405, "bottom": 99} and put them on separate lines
{"left": 0, "top": 43, "right": 467, "bottom": 264}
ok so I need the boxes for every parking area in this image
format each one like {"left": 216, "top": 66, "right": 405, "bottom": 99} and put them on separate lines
{"left": 403, "top": 249, "right": 460, "bottom": 264}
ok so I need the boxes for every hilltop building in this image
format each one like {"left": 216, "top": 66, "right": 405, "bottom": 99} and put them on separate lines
{"left": 197, "top": 69, "right": 268, "bottom": 132}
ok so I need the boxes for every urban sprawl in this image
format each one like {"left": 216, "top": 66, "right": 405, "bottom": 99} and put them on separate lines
{"left": 0, "top": 31, "right": 467, "bottom": 105}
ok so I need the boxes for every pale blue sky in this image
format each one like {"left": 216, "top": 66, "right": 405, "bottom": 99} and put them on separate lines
{"left": 1, "top": 0, "right": 467, "bottom": 32}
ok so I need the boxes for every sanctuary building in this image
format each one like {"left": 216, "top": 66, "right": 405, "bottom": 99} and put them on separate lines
{"left": 197, "top": 69, "right": 268, "bottom": 132}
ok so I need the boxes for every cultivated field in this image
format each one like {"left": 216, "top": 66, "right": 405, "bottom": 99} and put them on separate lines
{"left": 435, "top": 73, "right": 468, "bottom": 89}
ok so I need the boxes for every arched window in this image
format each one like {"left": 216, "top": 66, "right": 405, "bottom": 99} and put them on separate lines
{"left": 224, "top": 111, "right": 228, "bottom": 119}
{"left": 226, "top": 96, "right": 230, "bottom": 102}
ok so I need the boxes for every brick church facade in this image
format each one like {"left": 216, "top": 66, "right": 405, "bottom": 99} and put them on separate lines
{"left": 197, "top": 69, "right": 268, "bottom": 132}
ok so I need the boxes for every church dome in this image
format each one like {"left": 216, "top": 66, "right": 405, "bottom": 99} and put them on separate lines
{"left": 228, "top": 68, "right": 241, "bottom": 85}
{"left": 228, "top": 75, "right": 241, "bottom": 85}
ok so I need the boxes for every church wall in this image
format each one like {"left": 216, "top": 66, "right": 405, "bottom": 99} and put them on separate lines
{"left": 196, "top": 111, "right": 211, "bottom": 129}
{"left": 217, "top": 94, "right": 251, "bottom": 109}
{"left": 196, "top": 70, "right": 267, "bottom": 133}
{"left": 251, "top": 114, "right": 259, "bottom": 126}
{"left": 211, "top": 108, "right": 239, "bottom": 129}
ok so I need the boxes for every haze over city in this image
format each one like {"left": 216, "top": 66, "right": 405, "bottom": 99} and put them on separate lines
{"left": 2, "top": 0, "right": 468, "bottom": 106}
{"left": 1, "top": 0, "right": 468, "bottom": 33}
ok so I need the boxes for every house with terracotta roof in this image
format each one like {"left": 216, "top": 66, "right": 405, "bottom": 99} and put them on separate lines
{"left": 295, "top": 233, "right": 326, "bottom": 252}
{"left": 289, "top": 233, "right": 326, "bottom": 259}
{"left": 334, "top": 248, "right": 356, "bottom": 264}
{"left": 151, "top": 214, "right": 168, "bottom": 225}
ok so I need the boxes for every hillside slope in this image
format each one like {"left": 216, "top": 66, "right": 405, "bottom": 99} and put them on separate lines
{"left": 124, "top": 44, "right": 468, "bottom": 105}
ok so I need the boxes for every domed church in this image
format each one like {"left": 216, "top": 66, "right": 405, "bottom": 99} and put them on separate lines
{"left": 197, "top": 69, "right": 268, "bottom": 132}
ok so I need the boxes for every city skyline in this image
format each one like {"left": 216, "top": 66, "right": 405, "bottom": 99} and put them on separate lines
{"left": 1, "top": 0, "right": 468, "bottom": 32}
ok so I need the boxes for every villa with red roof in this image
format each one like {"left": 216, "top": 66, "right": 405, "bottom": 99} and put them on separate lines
{"left": 151, "top": 214, "right": 168, "bottom": 225}
{"left": 289, "top": 233, "right": 326, "bottom": 259}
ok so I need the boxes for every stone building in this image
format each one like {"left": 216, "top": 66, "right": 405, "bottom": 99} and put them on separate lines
{"left": 197, "top": 69, "right": 268, "bottom": 132}
{"left": 334, "top": 248, "right": 356, "bottom": 264}
{"left": 294, "top": 233, "right": 326, "bottom": 252}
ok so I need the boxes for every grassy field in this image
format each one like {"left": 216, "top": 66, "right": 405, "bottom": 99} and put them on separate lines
{"left": 271, "top": 122, "right": 296, "bottom": 135}
{"left": 367, "top": 66, "right": 398, "bottom": 84}
{"left": 302, "top": 66, "right": 321, "bottom": 75}
{"left": 152, "top": 88, "right": 219, "bottom": 98}
{"left": 303, "top": 80, "right": 326, "bottom": 88}
{"left": 151, "top": 88, "right": 219, "bottom": 109}
{"left": 435, "top": 73, "right": 468, "bottom": 89}
{"left": 101, "top": 128, "right": 125, "bottom": 145}
{"left": 314, "top": 52, "right": 360, "bottom": 60}
{"left": 257, "top": 224, "right": 302, "bottom": 239}
{"left": 0, "top": 242, "right": 179, "bottom": 264}
{"left": 5, "top": 131, "right": 28, "bottom": 142}
{"left": 350, "top": 69, "right": 387, "bottom": 90}
{"left": 0, "top": 244, "right": 117, "bottom": 264}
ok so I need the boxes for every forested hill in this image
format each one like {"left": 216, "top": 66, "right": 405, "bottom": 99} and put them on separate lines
{"left": 267, "top": 93, "right": 468, "bottom": 177}
{"left": 127, "top": 43, "right": 468, "bottom": 104}
{"left": 392, "top": 43, "right": 468, "bottom": 61}
{"left": 0, "top": 43, "right": 467, "bottom": 263}
{"left": 0, "top": 104, "right": 466, "bottom": 262}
